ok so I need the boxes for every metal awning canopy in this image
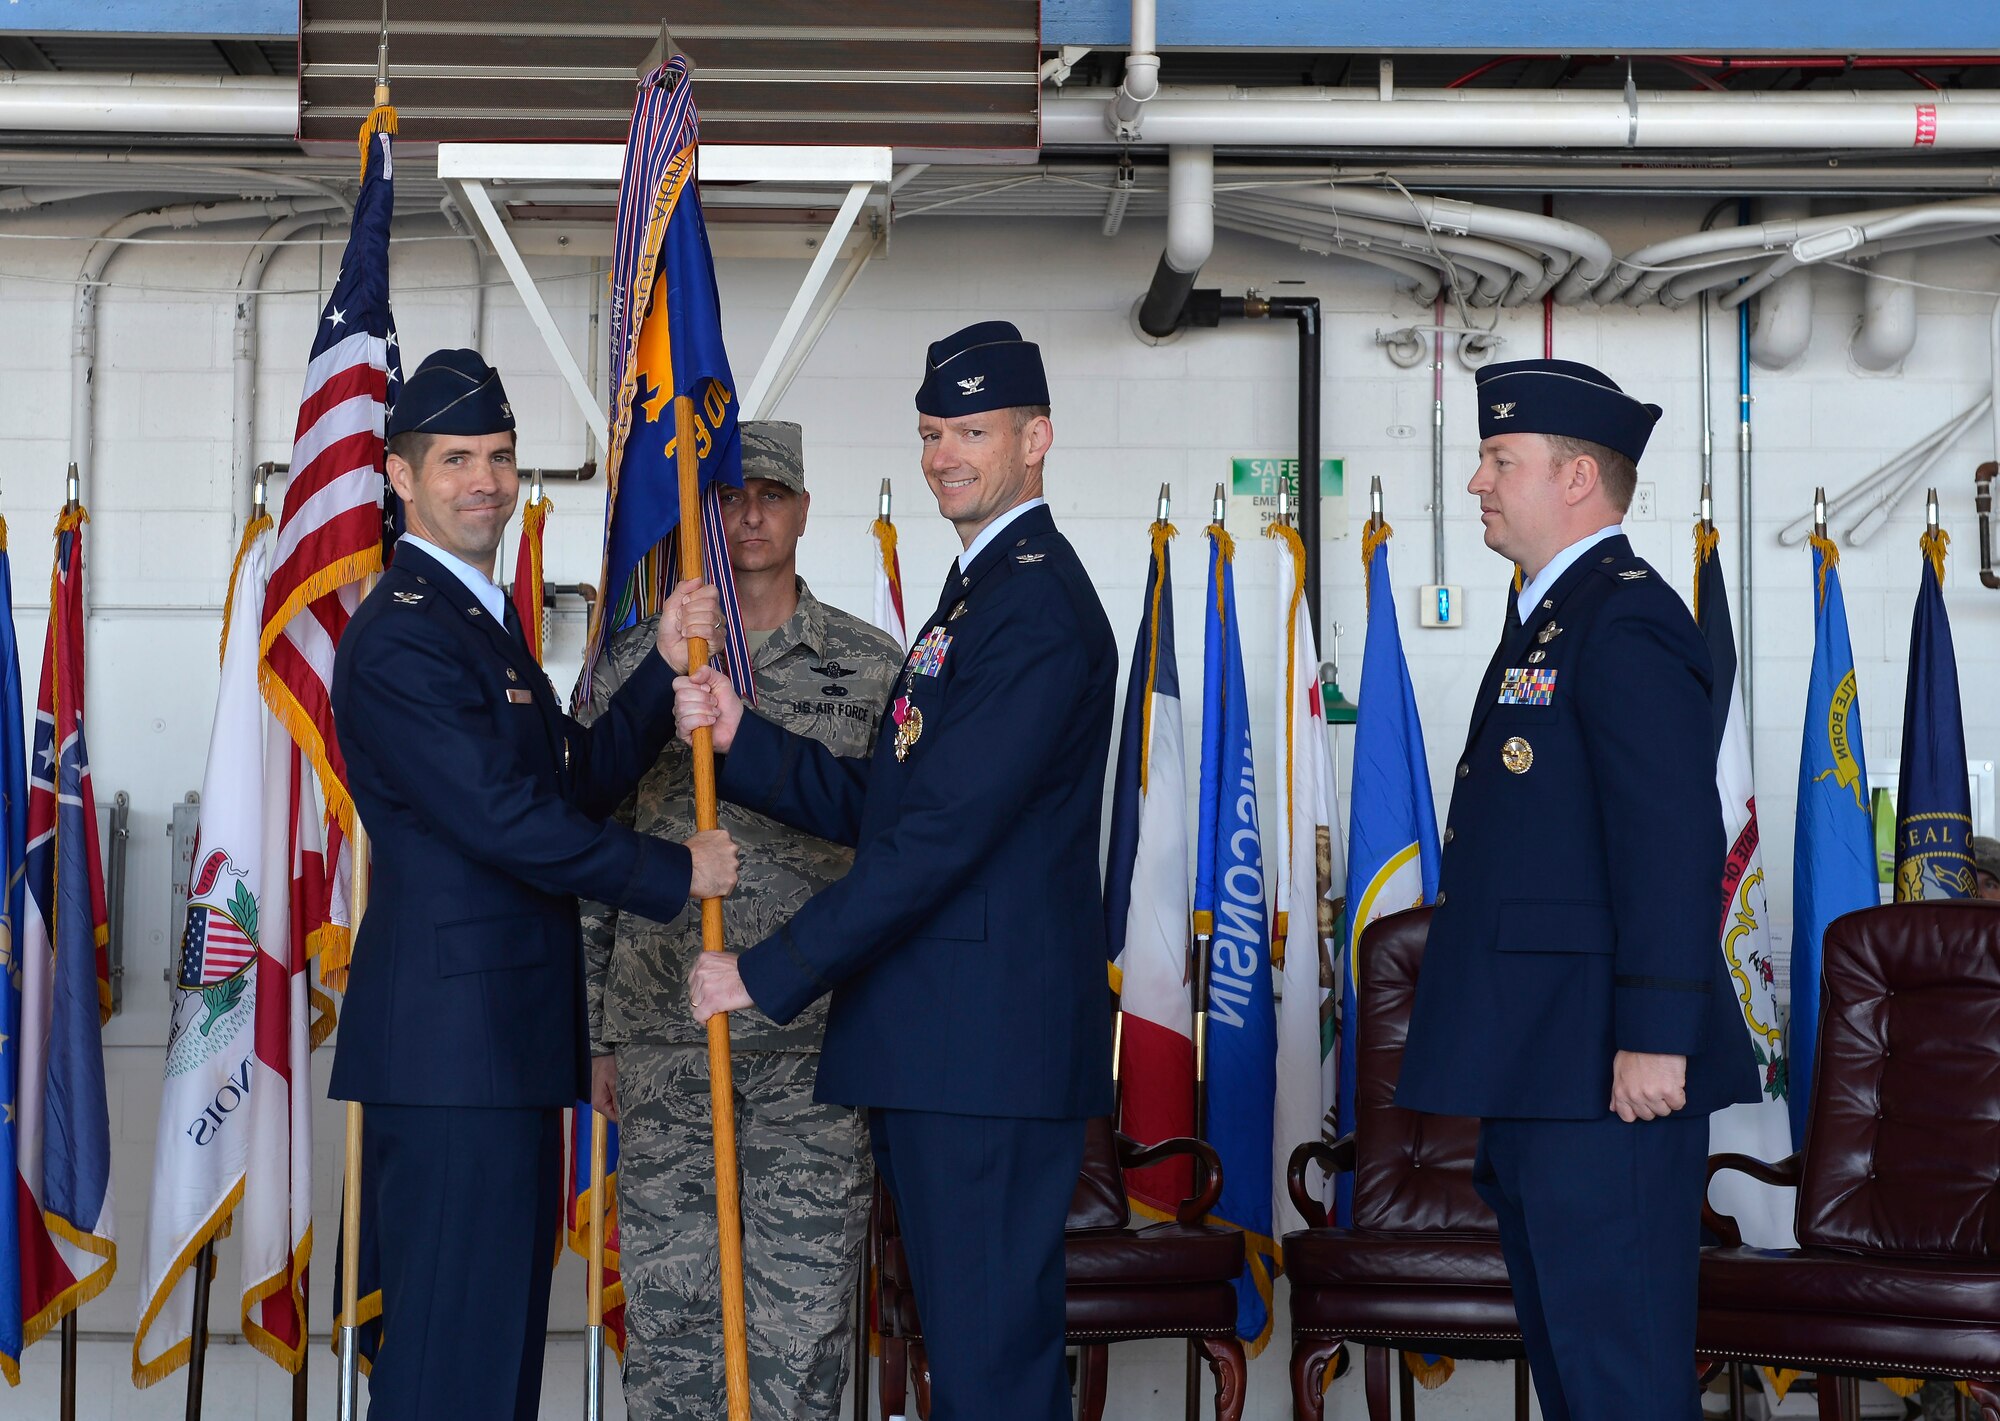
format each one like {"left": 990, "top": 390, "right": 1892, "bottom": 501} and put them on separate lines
{"left": 438, "top": 141, "right": 894, "bottom": 444}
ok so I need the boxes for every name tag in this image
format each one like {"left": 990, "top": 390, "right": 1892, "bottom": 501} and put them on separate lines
{"left": 1497, "top": 668, "right": 1556, "bottom": 707}
{"left": 506, "top": 688, "right": 534, "bottom": 704}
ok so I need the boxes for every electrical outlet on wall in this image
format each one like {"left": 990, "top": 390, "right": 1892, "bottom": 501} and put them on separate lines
{"left": 1630, "top": 481, "right": 1656, "bottom": 522}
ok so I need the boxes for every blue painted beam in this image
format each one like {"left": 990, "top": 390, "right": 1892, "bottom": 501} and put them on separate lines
{"left": 1044, "top": 0, "right": 2000, "bottom": 53}
{"left": 0, "top": 1, "right": 294, "bottom": 38}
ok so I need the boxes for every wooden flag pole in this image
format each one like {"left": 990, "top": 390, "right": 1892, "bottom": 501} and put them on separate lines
{"left": 675, "top": 394, "right": 752, "bottom": 1420}
{"left": 337, "top": 787, "right": 374, "bottom": 1421}
{"left": 584, "top": 1111, "right": 608, "bottom": 1421}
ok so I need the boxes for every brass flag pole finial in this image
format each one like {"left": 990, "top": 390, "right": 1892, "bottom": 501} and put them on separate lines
{"left": 1210, "top": 481, "right": 1225, "bottom": 526}
{"left": 640, "top": 21, "right": 690, "bottom": 81}
{"left": 1156, "top": 481, "right": 1171, "bottom": 525}
{"left": 1813, "top": 486, "right": 1827, "bottom": 541}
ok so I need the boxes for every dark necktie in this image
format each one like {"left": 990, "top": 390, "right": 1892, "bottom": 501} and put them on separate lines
{"left": 503, "top": 596, "right": 527, "bottom": 650}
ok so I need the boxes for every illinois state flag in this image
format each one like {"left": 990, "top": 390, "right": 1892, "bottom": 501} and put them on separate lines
{"left": 13, "top": 507, "right": 116, "bottom": 1359}
{"left": 1893, "top": 525, "right": 1975, "bottom": 901}
{"left": 1337, "top": 516, "right": 1438, "bottom": 1226}
{"left": 1268, "top": 519, "right": 1344, "bottom": 1238}
{"left": 1790, "top": 533, "right": 1876, "bottom": 1141}
{"left": 1103, "top": 516, "right": 1193, "bottom": 1218}
{"left": 0, "top": 521, "right": 28, "bottom": 1384}
{"left": 1194, "top": 523, "right": 1278, "bottom": 1354}
{"left": 1693, "top": 522, "right": 1794, "bottom": 1249}
{"left": 586, "top": 52, "right": 752, "bottom": 704}
{"left": 132, "top": 521, "right": 274, "bottom": 1384}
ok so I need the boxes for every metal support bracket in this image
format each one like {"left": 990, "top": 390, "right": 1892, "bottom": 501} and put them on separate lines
{"left": 104, "top": 790, "right": 130, "bottom": 1014}
{"left": 438, "top": 143, "right": 892, "bottom": 449}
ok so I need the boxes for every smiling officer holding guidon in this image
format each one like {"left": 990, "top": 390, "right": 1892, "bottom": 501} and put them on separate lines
{"left": 669, "top": 321, "right": 1119, "bottom": 1421}
{"left": 1397, "top": 358, "right": 1758, "bottom": 1421}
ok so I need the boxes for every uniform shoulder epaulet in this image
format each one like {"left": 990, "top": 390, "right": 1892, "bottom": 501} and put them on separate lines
{"left": 1590, "top": 552, "right": 1654, "bottom": 586}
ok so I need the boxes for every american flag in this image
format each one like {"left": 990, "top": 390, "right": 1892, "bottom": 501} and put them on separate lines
{"left": 178, "top": 906, "right": 256, "bottom": 988}
{"left": 259, "top": 108, "right": 400, "bottom": 991}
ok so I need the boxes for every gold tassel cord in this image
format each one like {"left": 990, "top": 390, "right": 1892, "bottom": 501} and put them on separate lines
{"left": 1264, "top": 519, "right": 1309, "bottom": 970}
{"left": 218, "top": 514, "right": 275, "bottom": 666}
{"left": 1920, "top": 525, "right": 1950, "bottom": 585}
{"left": 1691, "top": 521, "right": 1720, "bottom": 623}
{"left": 1807, "top": 532, "right": 1840, "bottom": 613}
{"left": 1360, "top": 518, "right": 1394, "bottom": 613}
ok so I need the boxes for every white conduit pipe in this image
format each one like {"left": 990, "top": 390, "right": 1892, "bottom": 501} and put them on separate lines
{"left": 1656, "top": 219, "right": 2000, "bottom": 310}
{"left": 1214, "top": 203, "right": 1469, "bottom": 294}
{"left": 1604, "top": 196, "right": 2000, "bottom": 305}
{"left": 72, "top": 198, "right": 328, "bottom": 502}
{"left": 1212, "top": 213, "right": 1444, "bottom": 303}
{"left": 1164, "top": 144, "right": 1214, "bottom": 273}
{"left": 1222, "top": 195, "right": 1538, "bottom": 304}
{"left": 1108, "top": 0, "right": 1159, "bottom": 138}
{"left": 1315, "top": 187, "right": 1613, "bottom": 302}
{"left": 233, "top": 206, "right": 343, "bottom": 535}
{"left": 1775, "top": 397, "right": 1991, "bottom": 545}
{"left": 1747, "top": 197, "right": 1814, "bottom": 372}
{"left": 1846, "top": 405, "right": 1986, "bottom": 546}
{"left": 0, "top": 72, "right": 295, "bottom": 137}
{"left": 1850, "top": 250, "right": 1919, "bottom": 372}
{"left": 1045, "top": 86, "right": 2000, "bottom": 152}
{"left": 1718, "top": 202, "right": 2000, "bottom": 309}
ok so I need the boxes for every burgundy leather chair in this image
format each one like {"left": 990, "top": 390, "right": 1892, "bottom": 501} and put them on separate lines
{"left": 1283, "top": 906, "right": 1531, "bottom": 1421}
{"left": 1700, "top": 901, "right": 2000, "bottom": 1421}
{"left": 871, "top": 1117, "right": 1248, "bottom": 1420}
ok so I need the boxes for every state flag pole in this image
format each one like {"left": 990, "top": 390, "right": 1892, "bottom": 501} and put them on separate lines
{"left": 337, "top": 24, "right": 390, "bottom": 1416}
{"left": 58, "top": 462, "right": 80, "bottom": 1421}
{"left": 1186, "top": 480, "right": 1223, "bottom": 1421}
{"left": 676, "top": 394, "right": 752, "bottom": 1421}
{"left": 585, "top": 1111, "right": 608, "bottom": 1421}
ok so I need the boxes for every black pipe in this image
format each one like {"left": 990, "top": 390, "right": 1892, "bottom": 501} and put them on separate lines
{"left": 1177, "top": 291, "right": 1324, "bottom": 639}
{"left": 1137, "top": 252, "right": 1201, "bottom": 339}
{"left": 1269, "top": 296, "right": 1323, "bottom": 643}
{"left": 1978, "top": 461, "right": 1999, "bottom": 590}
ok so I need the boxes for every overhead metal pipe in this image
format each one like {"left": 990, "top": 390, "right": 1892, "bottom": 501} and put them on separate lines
{"left": 1045, "top": 86, "right": 2000, "bottom": 152}
{"left": 1109, "top": 0, "right": 1160, "bottom": 139}
{"left": 0, "top": 72, "right": 295, "bottom": 137}
{"left": 1746, "top": 196, "right": 1814, "bottom": 371}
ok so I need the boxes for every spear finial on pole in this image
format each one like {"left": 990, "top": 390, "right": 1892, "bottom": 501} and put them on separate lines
{"left": 1813, "top": 486, "right": 1827, "bottom": 541}
{"left": 640, "top": 21, "right": 690, "bottom": 81}
{"left": 373, "top": 0, "right": 391, "bottom": 108}
{"left": 1156, "top": 481, "right": 1171, "bottom": 525}
{"left": 1927, "top": 487, "right": 1940, "bottom": 532}
{"left": 1369, "top": 475, "right": 1384, "bottom": 525}
{"left": 1210, "top": 481, "right": 1225, "bottom": 526}
{"left": 879, "top": 477, "right": 892, "bottom": 521}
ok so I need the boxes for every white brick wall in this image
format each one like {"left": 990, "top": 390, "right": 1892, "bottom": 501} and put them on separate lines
{"left": 0, "top": 193, "right": 1995, "bottom": 1417}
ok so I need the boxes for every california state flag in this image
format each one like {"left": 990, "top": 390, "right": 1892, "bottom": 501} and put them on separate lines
{"left": 1268, "top": 521, "right": 1344, "bottom": 1236}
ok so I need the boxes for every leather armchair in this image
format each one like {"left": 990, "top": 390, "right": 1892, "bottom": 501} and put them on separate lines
{"left": 871, "top": 1117, "right": 1248, "bottom": 1420}
{"left": 1282, "top": 906, "right": 1531, "bottom": 1421}
{"left": 1700, "top": 900, "right": 2000, "bottom": 1421}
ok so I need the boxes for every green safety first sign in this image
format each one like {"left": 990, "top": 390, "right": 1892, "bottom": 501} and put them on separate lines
{"left": 1224, "top": 456, "right": 1346, "bottom": 542}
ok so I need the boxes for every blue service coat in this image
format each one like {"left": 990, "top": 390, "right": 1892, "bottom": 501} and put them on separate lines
{"left": 1397, "top": 536, "right": 1760, "bottom": 1120}
{"left": 329, "top": 543, "right": 693, "bottom": 1109}
{"left": 727, "top": 503, "right": 1117, "bottom": 1121}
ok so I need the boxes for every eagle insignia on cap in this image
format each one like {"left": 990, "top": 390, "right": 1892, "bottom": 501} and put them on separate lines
{"left": 500, "top": 402, "right": 512, "bottom": 419}
{"left": 1489, "top": 402, "right": 1517, "bottom": 419}
{"left": 957, "top": 375, "right": 985, "bottom": 395}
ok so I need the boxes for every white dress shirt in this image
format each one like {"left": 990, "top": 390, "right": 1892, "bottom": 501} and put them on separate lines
{"left": 1516, "top": 523, "right": 1626, "bottom": 623}
{"left": 957, "top": 497, "right": 1048, "bottom": 573}
{"left": 399, "top": 533, "right": 507, "bottom": 623}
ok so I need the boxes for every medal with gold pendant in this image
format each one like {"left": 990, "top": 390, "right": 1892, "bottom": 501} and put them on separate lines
{"left": 892, "top": 694, "right": 924, "bottom": 762}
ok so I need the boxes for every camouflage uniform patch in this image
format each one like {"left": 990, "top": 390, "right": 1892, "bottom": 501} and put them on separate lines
{"left": 577, "top": 579, "right": 899, "bottom": 1419}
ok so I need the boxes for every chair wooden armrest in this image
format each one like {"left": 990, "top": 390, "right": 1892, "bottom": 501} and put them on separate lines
{"left": 1701, "top": 1151, "right": 1802, "bottom": 1246}
{"left": 1285, "top": 1137, "right": 1356, "bottom": 1229}
{"left": 1117, "top": 1133, "right": 1225, "bottom": 1225}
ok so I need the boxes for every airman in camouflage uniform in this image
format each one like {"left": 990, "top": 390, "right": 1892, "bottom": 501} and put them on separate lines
{"left": 579, "top": 421, "right": 901, "bottom": 1420}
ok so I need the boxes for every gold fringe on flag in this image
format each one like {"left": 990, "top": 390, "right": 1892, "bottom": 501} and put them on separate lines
{"left": 356, "top": 104, "right": 399, "bottom": 179}
{"left": 1404, "top": 1352, "right": 1456, "bottom": 1389}
{"left": 870, "top": 514, "right": 902, "bottom": 610}
{"left": 240, "top": 1221, "right": 314, "bottom": 1374}
{"left": 219, "top": 515, "right": 274, "bottom": 666}
{"left": 128, "top": 1180, "right": 245, "bottom": 1388}
{"left": 1265, "top": 519, "right": 1309, "bottom": 970}
{"left": 1137, "top": 519, "right": 1176, "bottom": 794}
{"left": 1808, "top": 532, "right": 1840, "bottom": 612}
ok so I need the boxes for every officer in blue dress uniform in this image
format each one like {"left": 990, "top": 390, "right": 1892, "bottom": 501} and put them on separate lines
{"left": 329, "top": 348, "right": 740, "bottom": 1421}
{"left": 1397, "top": 359, "right": 1758, "bottom": 1421}
{"left": 671, "top": 322, "right": 1117, "bottom": 1421}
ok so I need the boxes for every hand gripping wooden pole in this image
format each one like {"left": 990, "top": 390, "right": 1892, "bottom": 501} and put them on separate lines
{"left": 675, "top": 394, "right": 752, "bottom": 1420}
